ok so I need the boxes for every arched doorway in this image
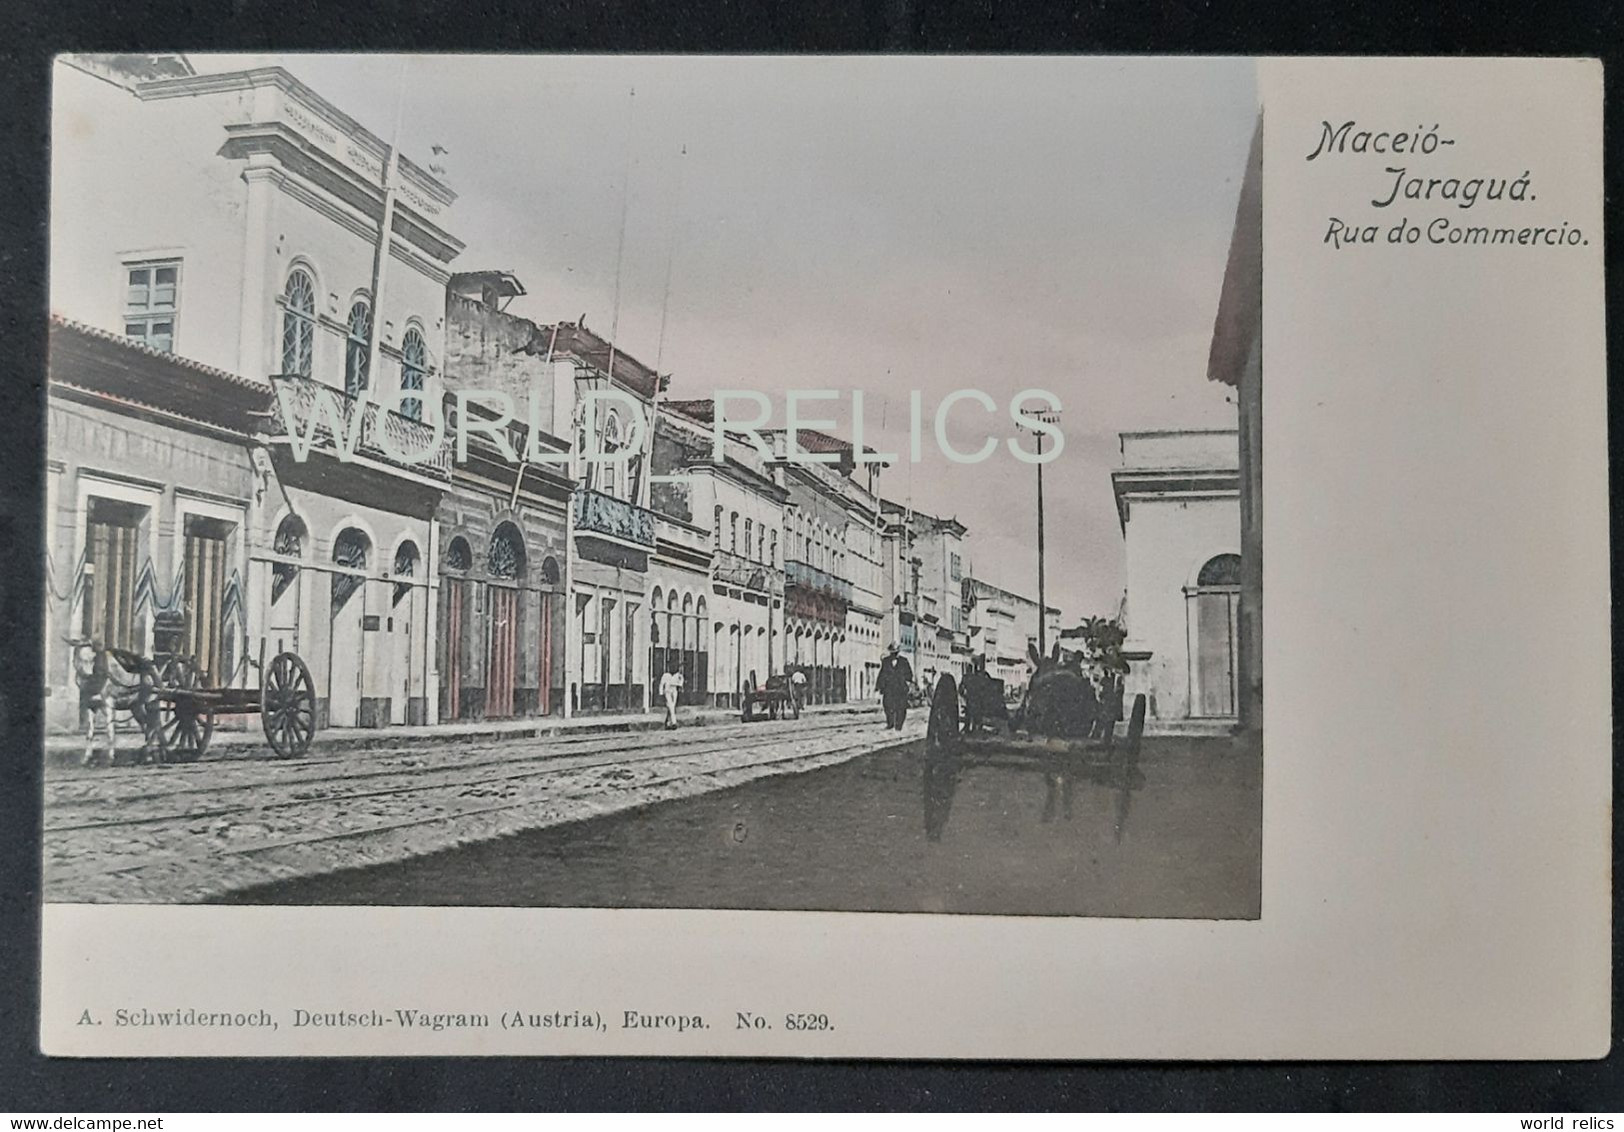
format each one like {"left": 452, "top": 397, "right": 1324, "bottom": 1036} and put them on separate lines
{"left": 328, "top": 526, "right": 371, "bottom": 727}
{"left": 486, "top": 521, "right": 527, "bottom": 718}
{"left": 391, "top": 540, "right": 421, "bottom": 724}
{"left": 1188, "top": 552, "right": 1241, "bottom": 718}
{"left": 441, "top": 535, "right": 473, "bottom": 720}
{"left": 268, "top": 514, "right": 307, "bottom": 658}
{"left": 694, "top": 597, "right": 708, "bottom": 704}
{"left": 679, "top": 593, "right": 695, "bottom": 704}
{"left": 539, "top": 556, "right": 561, "bottom": 715}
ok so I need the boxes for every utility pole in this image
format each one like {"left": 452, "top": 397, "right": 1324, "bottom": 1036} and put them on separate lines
{"left": 364, "top": 59, "right": 410, "bottom": 406}
{"left": 1027, "top": 410, "right": 1060, "bottom": 660}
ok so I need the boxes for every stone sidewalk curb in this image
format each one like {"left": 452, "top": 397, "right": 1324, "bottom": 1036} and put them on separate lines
{"left": 44, "top": 700, "right": 882, "bottom": 763}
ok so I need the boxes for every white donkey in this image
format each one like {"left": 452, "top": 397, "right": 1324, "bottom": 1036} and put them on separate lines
{"left": 69, "top": 640, "right": 159, "bottom": 767}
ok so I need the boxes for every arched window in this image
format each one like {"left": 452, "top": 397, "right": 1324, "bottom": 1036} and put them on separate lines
{"left": 393, "top": 540, "right": 420, "bottom": 605}
{"left": 271, "top": 515, "right": 306, "bottom": 605}
{"left": 540, "top": 556, "right": 561, "bottom": 587}
{"left": 758, "top": 524, "right": 766, "bottom": 563}
{"left": 444, "top": 535, "right": 472, "bottom": 572}
{"left": 1197, "top": 553, "right": 1243, "bottom": 587}
{"left": 488, "top": 521, "right": 526, "bottom": 581}
{"left": 713, "top": 505, "right": 723, "bottom": 548}
{"left": 1188, "top": 553, "right": 1242, "bottom": 718}
{"left": 400, "top": 326, "right": 427, "bottom": 421}
{"left": 729, "top": 512, "right": 739, "bottom": 553}
{"left": 769, "top": 530, "right": 777, "bottom": 568}
{"left": 331, "top": 526, "right": 370, "bottom": 613}
{"left": 744, "top": 518, "right": 753, "bottom": 561}
{"left": 600, "top": 412, "right": 623, "bottom": 498}
{"left": 345, "top": 300, "right": 371, "bottom": 398}
{"left": 281, "top": 268, "right": 316, "bottom": 377}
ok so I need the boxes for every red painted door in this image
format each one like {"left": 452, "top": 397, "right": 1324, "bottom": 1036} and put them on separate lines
{"left": 443, "top": 577, "right": 463, "bottom": 720}
{"left": 538, "top": 594, "right": 554, "bottom": 716}
{"left": 488, "top": 586, "right": 518, "bottom": 718}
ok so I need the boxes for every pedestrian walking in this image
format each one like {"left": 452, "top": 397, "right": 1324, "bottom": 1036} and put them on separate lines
{"left": 790, "top": 667, "right": 807, "bottom": 715}
{"left": 876, "top": 643, "right": 914, "bottom": 730}
{"left": 659, "top": 661, "right": 684, "bottom": 729}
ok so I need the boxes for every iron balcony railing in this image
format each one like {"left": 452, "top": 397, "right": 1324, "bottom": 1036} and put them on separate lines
{"left": 713, "top": 549, "right": 783, "bottom": 593}
{"left": 785, "top": 558, "right": 852, "bottom": 603}
{"left": 574, "top": 488, "right": 657, "bottom": 547}
{"left": 266, "top": 373, "right": 452, "bottom": 479}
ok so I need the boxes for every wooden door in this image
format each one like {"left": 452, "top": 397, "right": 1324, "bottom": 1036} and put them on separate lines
{"left": 328, "top": 572, "right": 365, "bottom": 727}
{"left": 538, "top": 593, "right": 554, "bottom": 716}
{"left": 183, "top": 525, "right": 228, "bottom": 681}
{"left": 443, "top": 577, "right": 464, "bottom": 720}
{"left": 1194, "top": 591, "right": 1238, "bottom": 717}
{"left": 488, "top": 585, "right": 518, "bottom": 718}
{"left": 86, "top": 516, "right": 138, "bottom": 650}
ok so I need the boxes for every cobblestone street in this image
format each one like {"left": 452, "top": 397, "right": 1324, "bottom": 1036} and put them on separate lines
{"left": 43, "top": 705, "right": 925, "bottom": 904}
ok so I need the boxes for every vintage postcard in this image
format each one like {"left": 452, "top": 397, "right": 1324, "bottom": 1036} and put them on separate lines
{"left": 37, "top": 55, "right": 1608, "bottom": 1058}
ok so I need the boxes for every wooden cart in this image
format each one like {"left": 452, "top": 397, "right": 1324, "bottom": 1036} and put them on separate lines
{"left": 741, "top": 673, "right": 801, "bottom": 722}
{"left": 151, "top": 647, "right": 318, "bottom": 761}
{"left": 921, "top": 673, "right": 1146, "bottom": 842}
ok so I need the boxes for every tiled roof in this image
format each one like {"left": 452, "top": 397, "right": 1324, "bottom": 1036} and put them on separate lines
{"left": 49, "top": 314, "right": 266, "bottom": 392}
{"left": 48, "top": 314, "right": 270, "bottom": 432}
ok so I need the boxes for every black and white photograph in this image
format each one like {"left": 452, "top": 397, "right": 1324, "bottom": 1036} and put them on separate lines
{"left": 43, "top": 53, "right": 1262, "bottom": 918}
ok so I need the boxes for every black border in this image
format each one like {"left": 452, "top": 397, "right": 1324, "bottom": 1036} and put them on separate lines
{"left": 2, "top": 0, "right": 1620, "bottom": 1112}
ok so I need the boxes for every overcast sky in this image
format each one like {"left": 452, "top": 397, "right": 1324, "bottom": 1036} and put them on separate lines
{"left": 200, "top": 54, "right": 1256, "bottom": 620}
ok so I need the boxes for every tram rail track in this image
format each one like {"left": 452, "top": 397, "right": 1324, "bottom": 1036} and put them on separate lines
{"left": 44, "top": 715, "right": 864, "bottom": 826}
{"left": 46, "top": 722, "right": 926, "bottom": 901}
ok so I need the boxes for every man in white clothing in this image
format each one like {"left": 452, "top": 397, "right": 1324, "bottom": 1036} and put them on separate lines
{"left": 659, "top": 662, "right": 684, "bottom": 729}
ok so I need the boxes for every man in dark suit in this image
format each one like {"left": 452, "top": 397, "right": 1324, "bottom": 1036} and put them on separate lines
{"left": 876, "top": 643, "right": 914, "bottom": 730}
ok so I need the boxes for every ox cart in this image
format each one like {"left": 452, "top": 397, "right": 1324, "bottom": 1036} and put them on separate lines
{"left": 72, "top": 615, "right": 317, "bottom": 765}
{"left": 149, "top": 647, "right": 318, "bottom": 761}
{"left": 741, "top": 673, "right": 801, "bottom": 722}
{"left": 920, "top": 663, "right": 1147, "bottom": 842}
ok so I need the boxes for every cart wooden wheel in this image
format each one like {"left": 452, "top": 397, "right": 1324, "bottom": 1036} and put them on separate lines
{"left": 156, "top": 657, "right": 213, "bottom": 764}
{"left": 262, "top": 651, "right": 316, "bottom": 758}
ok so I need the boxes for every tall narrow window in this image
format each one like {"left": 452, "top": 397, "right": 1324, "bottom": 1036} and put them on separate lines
{"left": 713, "top": 505, "right": 723, "bottom": 548}
{"left": 281, "top": 268, "right": 316, "bottom": 377}
{"left": 123, "top": 260, "right": 180, "bottom": 353}
{"left": 400, "top": 326, "right": 427, "bottom": 421}
{"left": 345, "top": 300, "right": 371, "bottom": 398}
{"left": 744, "top": 519, "right": 753, "bottom": 561}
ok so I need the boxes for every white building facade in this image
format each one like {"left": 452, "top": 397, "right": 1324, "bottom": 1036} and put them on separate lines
{"left": 49, "top": 54, "right": 464, "bottom": 730}
{"left": 1111, "top": 429, "right": 1241, "bottom": 722}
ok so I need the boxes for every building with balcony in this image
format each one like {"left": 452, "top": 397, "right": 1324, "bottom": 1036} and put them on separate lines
{"left": 879, "top": 502, "right": 973, "bottom": 689}
{"left": 654, "top": 403, "right": 785, "bottom": 708}
{"left": 779, "top": 453, "right": 876, "bottom": 705}
{"left": 1111, "top": 429, "right": 1241, "bottom": 722}
{"left": 435, "top": 274, "right": 570, "bottom": 722}
{"left": 48, "top": 54, "right": 465, "bottom": 730}
{"left": 536, "top": 319, "right": 663, "bottom": 714}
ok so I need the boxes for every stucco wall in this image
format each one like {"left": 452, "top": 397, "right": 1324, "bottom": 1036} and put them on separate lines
{"left": 1121, "top": 494, "right": 1239, "bottom": 719}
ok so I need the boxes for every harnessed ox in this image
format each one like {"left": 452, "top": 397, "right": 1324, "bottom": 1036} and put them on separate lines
{"left": 69, "top": 640, "right": 160, "bottom": 766}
